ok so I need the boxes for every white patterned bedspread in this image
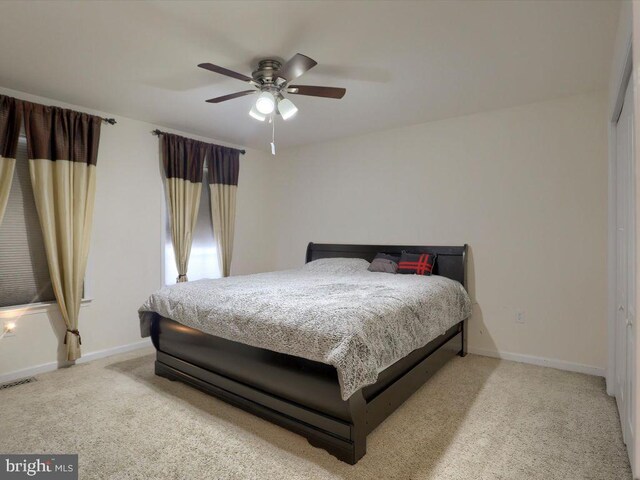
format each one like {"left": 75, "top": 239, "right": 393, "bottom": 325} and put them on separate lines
{"left": 139, "top": 258, "right": 472, "bottom": 400}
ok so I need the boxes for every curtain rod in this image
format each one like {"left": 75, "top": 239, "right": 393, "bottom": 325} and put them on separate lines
{"left": 1, "top": 93, "right": 117, "bottom": 125}
{"left": 151, "top": 129, "right": 246, "bottom": 155}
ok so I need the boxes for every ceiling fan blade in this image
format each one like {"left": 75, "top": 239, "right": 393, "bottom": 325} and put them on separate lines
{"left": 287, "top": 85, "right": 346, "bottom": 99}
{"left": 278, "top": 53, "right": 318, "bottom": 82}
{"left": 206, "top": 90, "right": 256, "bottom": 103}
{"left": 198, "top": 63, "right": 253, "bottom": 83}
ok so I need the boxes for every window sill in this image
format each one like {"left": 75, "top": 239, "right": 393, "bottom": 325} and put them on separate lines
{"left": 0, "top": 298, "right": 93, "bottom": 319}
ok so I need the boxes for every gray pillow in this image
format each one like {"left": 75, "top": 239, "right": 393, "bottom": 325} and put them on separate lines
{"left": 368, "top": 253, "right": 399, "bottom": 273}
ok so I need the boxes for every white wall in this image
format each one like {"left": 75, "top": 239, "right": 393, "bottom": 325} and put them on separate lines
{"left": 273, "top": 91, "right": 609, "bottom": 373}
{"left": 0, "top": 87, "right": 277, "bottom": 379}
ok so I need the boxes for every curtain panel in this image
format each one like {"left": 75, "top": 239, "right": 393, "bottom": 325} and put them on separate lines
{"left": 207, "top": 145, "right": 240, "bottom": 278}
{"left": 23, "top": 102, "right": 102, "bottom": 361}
{"left": 162, "top": 133, "right": 207, "bottom": 283}
{"left": 0, "top": 96, "right": 22, "bottom": 224}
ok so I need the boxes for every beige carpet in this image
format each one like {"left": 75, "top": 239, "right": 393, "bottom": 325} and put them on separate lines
{"left": 0, "top": 349, "right": 631, "bottom": 480}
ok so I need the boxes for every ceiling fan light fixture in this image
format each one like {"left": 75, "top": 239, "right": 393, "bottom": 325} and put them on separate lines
{"left": 255, "top": 91, "right": 275, "bottom": 115}
{"left": 278, "top": 98, "right": 298, "bottom": 120}
{"left": 249, "top": 105, "right": 266, "bottom": 121}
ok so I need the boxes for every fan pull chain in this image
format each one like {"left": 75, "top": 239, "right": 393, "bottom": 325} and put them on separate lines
{"left": 270, "top": 114, "right": 276, "bottom": 155}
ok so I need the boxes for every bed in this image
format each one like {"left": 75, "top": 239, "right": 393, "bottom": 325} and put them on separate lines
{"left": 139, "top": 243, "right": 471, "bottom": 464}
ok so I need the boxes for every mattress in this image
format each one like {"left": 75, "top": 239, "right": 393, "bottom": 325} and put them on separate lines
{"left": 139, "top": 258, "right": 472, "bottom": 400}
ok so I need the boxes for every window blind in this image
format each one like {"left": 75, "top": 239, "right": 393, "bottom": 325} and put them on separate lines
{"left": 0, "top": 137, "right": 55, "bottom": 307}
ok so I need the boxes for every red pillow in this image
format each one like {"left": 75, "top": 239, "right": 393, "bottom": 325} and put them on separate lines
{"left": 397, "top": 252, "right": 436, "bottom": 275}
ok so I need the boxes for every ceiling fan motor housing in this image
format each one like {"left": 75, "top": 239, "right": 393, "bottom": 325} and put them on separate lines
{"left": 252, "top": 59, "right": 283, "bottom": 86}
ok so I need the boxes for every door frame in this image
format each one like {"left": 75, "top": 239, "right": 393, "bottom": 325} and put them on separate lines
{"left": 608, "top": 38, "right": 633, "bottom": 396}
{"left": 607, "top": 36, "right": 635, "bottom": 475}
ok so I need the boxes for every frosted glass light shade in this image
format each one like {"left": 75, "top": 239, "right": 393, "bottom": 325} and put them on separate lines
{"left": 249, "top": 105, "right": 266, "bottom": 121}
{"left": 278, "top": 98, "right": 298, "bottom": 120}
{"left": 255, "top": 92, "right": 275, "bottom": 114}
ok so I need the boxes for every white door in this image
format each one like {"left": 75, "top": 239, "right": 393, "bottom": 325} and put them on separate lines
{"left": 615, "top": 77, "right": 635, "bottom": 455}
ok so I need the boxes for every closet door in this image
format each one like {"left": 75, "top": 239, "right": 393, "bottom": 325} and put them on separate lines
{"left": 615, "top": 77, "right": 635, "bottom": 452}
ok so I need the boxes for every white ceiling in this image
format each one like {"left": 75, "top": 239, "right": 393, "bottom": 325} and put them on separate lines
{"left": 0, "top": 0, "right": 620, "bottom": 151}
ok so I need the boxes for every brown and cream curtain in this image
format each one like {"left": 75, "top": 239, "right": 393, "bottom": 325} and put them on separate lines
{"left": 162, "top": 133, "right": 207, "bottom": 283}
{"left": 0, "top": 96, "right": 22, "bottom": 224}
{"left": 23, "top": 103, "right": 102, "bottom": 361}
{"left": 207, "top": 145, "right": 240, "bottom": 277}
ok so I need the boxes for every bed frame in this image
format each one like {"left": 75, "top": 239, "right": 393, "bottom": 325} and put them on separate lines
{"left": 151, "top": 242, "right": 468, "bottom": 464}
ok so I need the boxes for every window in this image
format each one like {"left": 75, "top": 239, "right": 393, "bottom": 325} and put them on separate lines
{"left": 0, "top": 136, "right": 55, "bottom": 307}
{"left": 163, "top": 165, "right": 220, "bottom": 285}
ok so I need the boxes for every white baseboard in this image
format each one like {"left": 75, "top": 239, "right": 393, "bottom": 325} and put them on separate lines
{"left": 2, "top": 340, "right": 604, "bottom": 385}
{"left": 467, "top": 346, "right": 605, "bottom": 377}
{"left": 0, "top": 338, "right": 152, "bottom": 385}
{"left": 74, "top": 339, "right": 152, "bottom": 365}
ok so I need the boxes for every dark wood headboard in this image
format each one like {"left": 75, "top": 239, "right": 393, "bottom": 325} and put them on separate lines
{"left": 305, "top": 242, "right": 468, "bottom": 288}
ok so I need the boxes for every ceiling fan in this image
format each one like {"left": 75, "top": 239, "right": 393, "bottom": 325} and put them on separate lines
{"left": 198, "top": 53, "right": 346, "bottom": 124}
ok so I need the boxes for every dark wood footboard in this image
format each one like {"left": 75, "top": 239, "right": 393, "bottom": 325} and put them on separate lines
{"left": 152, "top": 316, "right": 464, "bottom": 464}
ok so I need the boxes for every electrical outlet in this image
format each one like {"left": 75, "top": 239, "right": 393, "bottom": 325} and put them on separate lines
{"left": 3, "top": 321, "right": 16, "bottom": 337}
{"left": 515, "top": 311, "right": 525, "bottom": 324}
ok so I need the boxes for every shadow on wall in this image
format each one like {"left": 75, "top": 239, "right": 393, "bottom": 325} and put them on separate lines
{"left": 465, "top": 245, "right": 497, "bottom": 355}
{"left": 108, "top": 352, "right": 497, "bottom": 478}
